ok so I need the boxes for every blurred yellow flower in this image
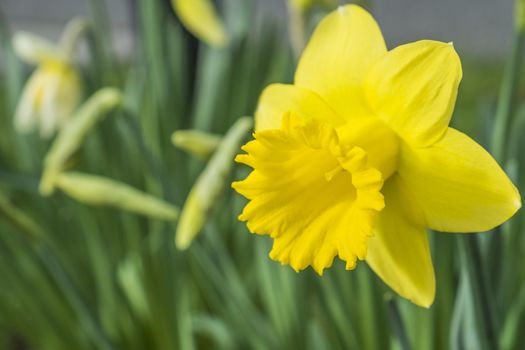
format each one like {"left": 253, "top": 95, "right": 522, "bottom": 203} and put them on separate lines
{"left": 289, "top": 0, "right": 314, "bottom": 12}
{"left": 233, "top": 5, "right": 521, "bottom": 307}
{"left": 14, "top": 60, "right": 81, "bottom": 138}
{"left": 289, "top": 0, "right": 337, "bottom": 12}
{"left": 13, "top": 20, "right": 84, "bottom": 138}
{"left": 171, "top": 0, "right": 228, "bottom": 47}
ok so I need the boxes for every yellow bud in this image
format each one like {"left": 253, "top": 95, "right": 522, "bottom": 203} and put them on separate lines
{"left": 289, "top": 0, "right": 337, "bottom": 12}
{"left": 175, "top": 117, "right": 253, "bottom": 250}
{"left": 171, "top": 0, "right": 228, "bottom": 47}
{"left": 517, "top": 0, "right": 525, "bottom": 31}
{"left": 56, "top": 172, "right": 179, "bottom": 221}
{"left": 290, "top": 0, "right": 313, "bottom": 12}
{"left": 40, "top": 88, "right": 123, "bottom": 196}
{"left": 171, "top": 129, "right": 222, "bottom": 159}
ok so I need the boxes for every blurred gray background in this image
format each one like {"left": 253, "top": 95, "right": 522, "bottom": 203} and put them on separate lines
{"left": 1, "top": 0, "right": 515, "bottom": 60}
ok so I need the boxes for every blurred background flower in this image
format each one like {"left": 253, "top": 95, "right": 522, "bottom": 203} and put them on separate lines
{"left": 12, "top": 18, "right": 86, "bottom": 138}
{"left": 170, "top": 0, "right": 229, "bottom": 47}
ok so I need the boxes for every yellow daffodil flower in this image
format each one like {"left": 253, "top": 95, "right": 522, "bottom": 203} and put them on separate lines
{"left": 232, "top": 5, "right": 521, "bottom": 307}
{"left": 14, "top": 60, "right": 81, "bottom": 138}
{"left": 171, "top": 0, "right": 228, "bottom": 47}
{"left": 13, "top": 19, "right": 85, "bottom": 138}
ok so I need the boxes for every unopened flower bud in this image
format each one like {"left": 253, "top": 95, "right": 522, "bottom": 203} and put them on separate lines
{"left": 56, "top": 172, "right": 179, "bottom": 221}
{"left": 175, "top": 117, "right": 253, "bottom": 250}
{"left": 171, "top": 129, "right": 222, "bottom": 159}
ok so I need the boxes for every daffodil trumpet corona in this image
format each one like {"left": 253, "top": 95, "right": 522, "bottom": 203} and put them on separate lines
{"left": 232, "top": 5, "right": 521, "bottom": 307}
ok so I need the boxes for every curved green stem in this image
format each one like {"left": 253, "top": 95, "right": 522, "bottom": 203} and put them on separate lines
{"left": 460, "top": 236, "right": 499, "bottom": 350}
{"left": 59, "top": 17, "right": 90, "bottom": 59}
{"left": 387, "top": 297, "right": 412, "bottom": 350}
{"left": 490, "top": 6, "right": 525, "bottom": 163}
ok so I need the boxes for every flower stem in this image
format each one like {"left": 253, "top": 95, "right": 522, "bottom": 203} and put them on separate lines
{"left": 460, "top": 236, "right": 499, "bottom": 350}
{"left": 477, "top": 2, "right": 525, "bottom": 348}
{"left": 386, "top": 297, "right": 412, "bottom": 350}
{"left": 287, "top": 1, "right": 306, "bottom": 61}
{"left": 0, "top": 191, "right": 44, "bottom": 240}
{"left": 59, "top": 17, "right": 90, "bottom": 59}
{"left": 490, "top": 0, "right": 525, "bottom": 163}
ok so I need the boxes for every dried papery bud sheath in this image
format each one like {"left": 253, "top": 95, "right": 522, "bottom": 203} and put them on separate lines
{"left": 175, "top": 117, "right": 253, "bottom": 250}
{"left": 40, "top": 88, "right": 123, "bottom": 196}
{"left": 56, "top": 172, "right": 179, "bottom": 221}
{"left": 171, "top": 129, "right": 222, "bottom": 159}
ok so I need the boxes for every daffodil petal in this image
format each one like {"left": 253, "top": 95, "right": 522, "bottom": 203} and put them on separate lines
{"left": 172, "top": 0, "right": 228, "bottom": 47}
{"left": 366, "top": 176, "right": 435, "bottom": 308}
{"left": 255, "top": 84, "right": 343, "bottom": 131}
{"left": 39, "top": 68, "right": 63, "bottom": 138}
{"left": 233, "top": 114, "right": 384, "bottom": 274}
{"left": 40, "top": 63, "right": 82, "bottom": 138}
{"left": 12, "top": 31, "right": 64, "bottom": 64}
{"left": 365, "top": 40, "right": 462, "bottom": 146}
{"left": 14, "top": 68, "right": 44, "bottom": 134}
{"left": 399, "top": 128, "right": 521, "bottom": 232}
{"left": 294, "top": 5, "right": 386, "bottom": 119}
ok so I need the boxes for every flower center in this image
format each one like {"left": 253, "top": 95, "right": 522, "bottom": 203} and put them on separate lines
{"left": 336, "top": 117, "right": 400, "bottom": 180}
{"left": 233, "top": 113, "right": 387, "bottom": 274}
